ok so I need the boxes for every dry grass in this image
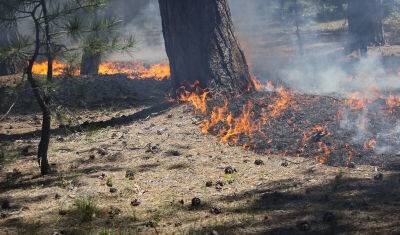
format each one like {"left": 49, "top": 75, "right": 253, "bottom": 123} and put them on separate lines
{"left": 0, "top": 102, "right": 399, "bottom": 234}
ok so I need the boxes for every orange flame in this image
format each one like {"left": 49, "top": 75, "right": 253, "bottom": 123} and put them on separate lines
{"left": 99, "top": 62, "right": 170, "bottom": 80}
{"left": 345, "top": 92, "right": 368, "bottom": 111}
{"left": 269, "top": 87, "right": 295, "bottom": 117}
{"left": 386, "top": 95, "right": 400, "bottom": 113}
{"left": 179, "top": 81, "right": 296, "bottom": 150}
{"left": 301, "top": 124, "right": 332, "bottom": 163}
{"left": 178, "top": 81, "right": 209, "bottom": 113}
{"left": 220, "top": 100, "right": 256, "bottom": 144}
{"left": 363, "top": 139, "right": 376, "bottom": 150}
{"left": 248, "top": 75, "right": 262, "bottom": 91}
{"left": 32, "top": 60, "right": 79, "bottom": 76}
{"left": 32, "top": 60, "right": 170, "bottom": 80}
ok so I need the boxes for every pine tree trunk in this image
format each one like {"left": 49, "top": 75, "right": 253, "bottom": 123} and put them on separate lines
{"left": 80, "top": 50, "right": 101, "bottom": 75}
{"left": 158, "top": 0, "right": 253, "bottom": 93}
{"left": 348, "top": 0, "right": 384, "bottom": 54}
{"left": 28, "top": 14, "right": 51, "bottom": 175}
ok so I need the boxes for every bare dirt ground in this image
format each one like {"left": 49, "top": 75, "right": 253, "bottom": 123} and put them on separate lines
{"left": 0, "top": 76, "right": 400, "bottom": 235}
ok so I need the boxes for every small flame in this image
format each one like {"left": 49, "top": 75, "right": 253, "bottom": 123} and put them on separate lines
{"left": 301, "top": 124, "right": 332, "bottom": 163}
{"left": 269, "top": 87, "right": 295, "bottom": 117}
{"left": 249, "top": 75, "right": 262, "bottom": 91}
{"left": 345, "top": 92, "right": 369, "bottom": 111}
{"left": 363, "top": 139, "right": 376, "bottom": 150}
{"left": 386, "top": 95, "right": 400, "bottom": 113}
{"left": 178, "top": 81, "right": 209, "bottom": 113}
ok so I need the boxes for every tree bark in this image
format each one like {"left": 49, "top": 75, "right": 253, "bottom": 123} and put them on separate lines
{"left": 158, "top": 0, "right": 253, "bottom": 93}
{"left": 26, "top": 10, "right": 51, "bottom": 175}
{"left": 348, "top": 0, "right": 385, "bottom": 54}
{"left": 40, "top": 0, "right": 53, "bottom": 81}
{"left": 80, "top": 49, "right": 101, "bottom": 75}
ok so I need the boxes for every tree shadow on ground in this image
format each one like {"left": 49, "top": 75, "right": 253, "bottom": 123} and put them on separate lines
{"left": 1, "top": 170, "right": 399, "bottom": 234}
{"left": 191, "top": 172, "right": 400, "bottom": 234}
{"left": 0, "top": 163, "right": 124, "bottom": 193}
{"left": 0, "top": 76, "right": 171, "bottom": 114}
{"left": 0, "top": 101, "right": 176, "bottom": 142}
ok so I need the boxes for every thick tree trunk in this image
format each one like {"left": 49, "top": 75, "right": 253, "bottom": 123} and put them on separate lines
{"left": 158, "top": 0, "right": 253, "bottom": 93}
{"left": 348, "top": 0, "right": 384, "bottom": 54}
{"left": 80, "top": 50, "right": 101, "bottom": 75}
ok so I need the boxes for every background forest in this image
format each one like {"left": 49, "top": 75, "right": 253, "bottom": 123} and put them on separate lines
{"left": 1, "top": 0, "right": 400, "bottom": 234}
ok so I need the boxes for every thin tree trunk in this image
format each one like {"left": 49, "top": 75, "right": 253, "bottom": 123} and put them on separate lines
{"left": 40, "top": 0, "right": 53, "bottom": 81}
{"left": 80, "top": 49, "right": 101, "bottom": 75}
{"left": 26, "top": 10, "right": 51, "bottom": 175}
{"left": 158, "top": 0, "right": 253, "bottom": 94}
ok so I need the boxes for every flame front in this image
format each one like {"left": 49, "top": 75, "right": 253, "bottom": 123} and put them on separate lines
{"left": 98, "top": 62, "right": 170, "bottom": 80}
{"left": 32, "top": 60, "right": 170, "bottom": 80}
{"left": 386, "top": 94, "right": 400, "bottom": 113}
{"left": 32, "top": 60, "right": 79, "bottom": 76}
{"left": 180, "top": 80, "right": 296, "bottom": 150}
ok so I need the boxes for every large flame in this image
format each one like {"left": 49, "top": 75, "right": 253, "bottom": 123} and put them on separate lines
{"left": 32, "top": 60, "right": 79, "bottom": 76}
{"left": 180, "top": 80, "right": 296, "bottom": 149}
{"left": 32, "top": 60, "right": 170, "bottom": 80}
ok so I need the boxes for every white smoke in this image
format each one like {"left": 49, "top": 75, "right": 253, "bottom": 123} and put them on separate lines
{"left": 107, "top": 0, "right": 167, "bottom": 63}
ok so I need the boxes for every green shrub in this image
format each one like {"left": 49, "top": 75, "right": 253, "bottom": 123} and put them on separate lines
{"left": 74, "top": 196, "right": 98, "bottom": 223}
{"left": 106, "top": 176, "right": 113, "bottom": 187}
{"left": 125, "top": 168, "right": 136, "bottom": 180}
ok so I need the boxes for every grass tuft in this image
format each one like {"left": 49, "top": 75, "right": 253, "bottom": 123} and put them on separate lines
{"left": 74, "top": 196, "right": 98, "bottom": 223}
{"left": 106, "top": 176, "right": 113, "bottom": 187}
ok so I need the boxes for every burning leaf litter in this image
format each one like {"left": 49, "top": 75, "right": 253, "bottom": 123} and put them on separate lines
{"left": 32, "top": 60, "right": 170, "bottom": 80}
{"left": 178, "top": 78, "right": 400, "bottom": 166}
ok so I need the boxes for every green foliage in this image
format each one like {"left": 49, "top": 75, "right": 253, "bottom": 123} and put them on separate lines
{"left": 125, "top": 167, "right": 136, "bottom": 180}
{"left": 98, "top": 229, "right": 112, "bottom": 235}
{"left": 52, "top": 105, "right": 73, "bottom": 126}
{"left": 62, "top": 51, "right": 81, "bottom": 76}
{"left": 82, "top": 18, "right": 135, "bottom": 57}
{"left": 0, "top": 34, "right": 30, "bottom": 62}
{"left": 106, "top": 176, "right": 113, "bottom": 187}
{"left": 384, "top": 8, "right": 400, "bottom": 42}
{"left": 74, "top": 196, "right": 98, "bottom": 223}
{"left": 315, "top": 0, "right": 346, "bottom": 21}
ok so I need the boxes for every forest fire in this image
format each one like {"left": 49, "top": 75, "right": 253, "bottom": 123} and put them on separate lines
{"left": 32, "top": 60, "right": 170, "bottom": 80}
{"left": 386, "top": 94, "right": 400, "bottom": 113}
{"left": 98, "top": 62, "right": 170, "bottom": 80}
{"left": 32, "top": 60, "right": 79, "bottom": 76}
{"left": 178, "top": 79, "right": 400, "bottom": 166}
{"left": 344, "top": 92, "right": 369, "bottom": 111}
{"left": 179, "top": 80, "right": 296, "bottom": 149}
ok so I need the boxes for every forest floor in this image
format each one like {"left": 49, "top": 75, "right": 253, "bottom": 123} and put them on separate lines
{"left": 1, "top": 76, "right": 400, "bottom": 235}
